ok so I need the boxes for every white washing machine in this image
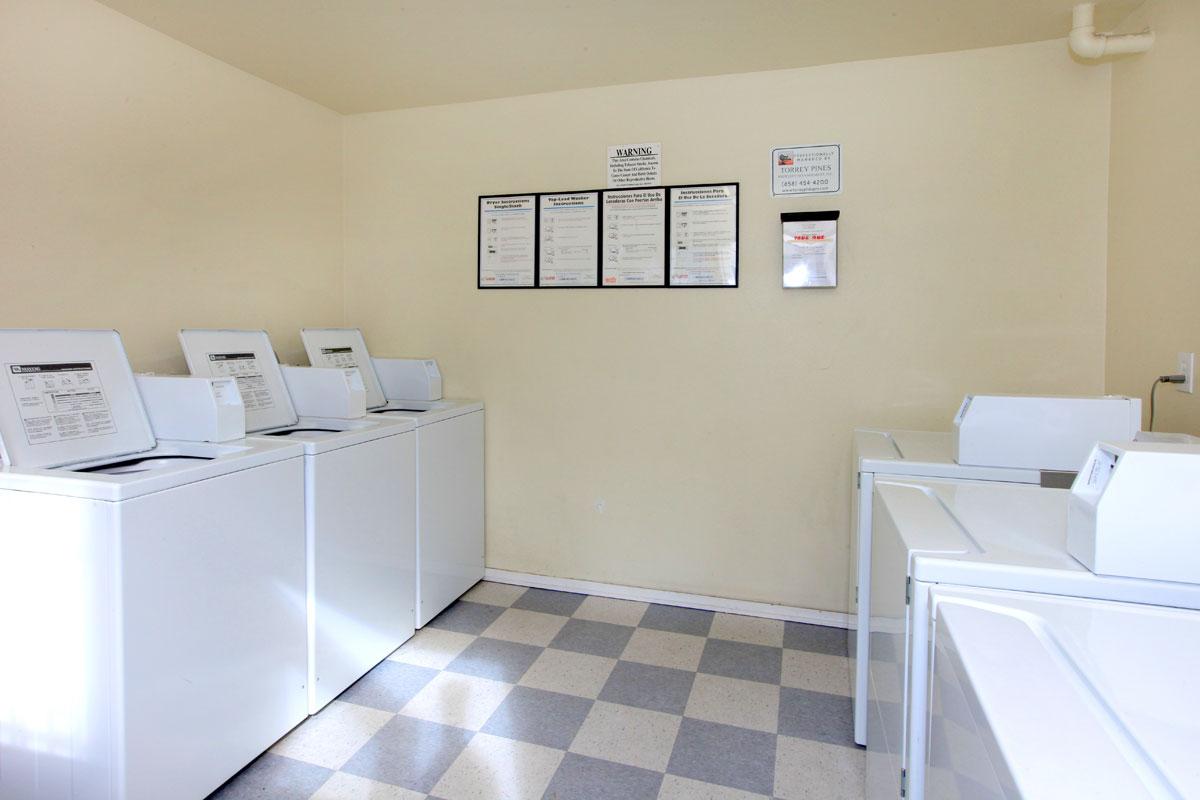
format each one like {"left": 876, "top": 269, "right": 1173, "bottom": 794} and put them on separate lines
{"left": 300, "top": 328, "right": 484, "bottom": 628}
{"left": 864, "top": 476, "right": 1200, "bottom": 800}
{"left": 178, "top": 329, "right": 417, "bottom": 713}
{"left": 925, "top": 586, "right": 1200, "bottom": 799}
{"left": 850, "top": 429, "right": 1041, "bottom": 745}
{"left": 849, "top": 396, "right": 1145, "bottom": 746}
{"left": 0, "top": 329, "right": 307, "bottom": 800}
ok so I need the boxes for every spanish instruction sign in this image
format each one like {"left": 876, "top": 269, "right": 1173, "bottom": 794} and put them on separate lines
{"left": 771, "top": 144, "right": 841, "bottom": 196}
{"left": 670, "top": 184, "right": 738, "bottom": 286}
{"left": 608, "top": 142, "right": 661, "bottom": 188}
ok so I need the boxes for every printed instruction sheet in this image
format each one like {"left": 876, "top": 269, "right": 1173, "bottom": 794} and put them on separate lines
{"left": 205, "top": 353, "right": 276, "bottom": 411}
{"left": 539, "top": 192, "right": 599, "bottom": 286}
{"left": 7, "top": 361, "right": 117, "bottom": 445}
{"left": 669, "top": 185, "right": 738, "bottom": 286}
{"left": 479, "top": 195, "right": 536, "bottom": 287}
{"left": 602, "top": 188, "right": 666, "bottom": 286}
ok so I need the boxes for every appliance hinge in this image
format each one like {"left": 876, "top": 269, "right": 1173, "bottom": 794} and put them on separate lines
{"left": 857, "top": 473, "right": 861, "bottom": 489}
{"left": 905, "top": 576, "right": 912, "bottom": 605}
{"left": 900, "top": 768, "right": 908, "bottom": 797}
{"left": 854, "top": 585, "right": 859, "bottom": 605}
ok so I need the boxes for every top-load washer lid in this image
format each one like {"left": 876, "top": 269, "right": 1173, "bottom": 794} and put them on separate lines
{"left": 932, "top": 587, "right": 1200, "bottom": 798}
{"left": 0, "top": 329, "right": 157, "bottom": 469}
{"left": 368, "top": 398, "right": 484, "bottom": 426}
{"left": 875, "top": 476, "right": 1200, "bottom": 610}
{"left": 853, "top": 428, "right": 1040, "bottom": 484}
{"left": 178, "top": 329, "right": 300, "bottom": 433}
{"left": 300, "top": 328, "right": 387, "bottom": 410}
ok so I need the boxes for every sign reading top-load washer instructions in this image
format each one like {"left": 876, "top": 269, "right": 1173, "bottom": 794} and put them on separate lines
{"left": 7, "top": 361, "right": 117, "bottom": 445}
{"left": 771, "top": 144, "right": 841, "bottom": 196}
{"left": 608, "top": 142, "right": 661, "bottom": 188}
{"left": 205, "top": 353, "right": 276, "bottom": 411}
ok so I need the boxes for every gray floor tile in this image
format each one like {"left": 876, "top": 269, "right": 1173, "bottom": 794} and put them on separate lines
{"left": 337, "top": 660, "right": 439, "bottom": 713}
{"left": 638, "top": 604, "right": 714, "bottom": 637}
{"left": 427, "top": 600, "right": 506, "bottom": 635}
{"left": 445, "top": 636, "right": 543, "bottom": 683}
{"left": 598, "top": 660, "right": 695, "bottom": 715}
{"left": 785, "top": 621, "right": 848, "bottom": 656}
{"left": 512, "top": 587, "right": 587, "bottom": 616}
{"left": 666, "top": 717, "right": 776, "bottom": 796}
{"left": 208, "top": 753, "right": 333, "bottom": 800}
{"left": 542, "top": 752, "right": 663, "bottom": 800}
{"left": 549, "top": 618, "right": 635, "bottom": 658}
{"left": 698, "top": 639, "right": 783, "bottom": 685}
{"left": 778, "top": 687, "right": 855, "bottom": 747}
{"left": 340, "top": 714, "right": 474, "bottom": 793}
{"left": 481, "top": 685, "right": 594, "bottom": 749}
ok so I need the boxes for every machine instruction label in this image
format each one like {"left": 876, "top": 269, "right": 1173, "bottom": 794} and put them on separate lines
{"left": 318, "top": 346, "right": 359, "bottom": 369}
{"left": 206, "top": 353, "right": 275, "bottom": 411}
{"left": 7, "top": 361, "right": 118, "bottom": 445}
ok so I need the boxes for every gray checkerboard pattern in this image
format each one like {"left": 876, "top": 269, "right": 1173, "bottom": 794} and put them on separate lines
{"left": 207, "top": 583, "right": 864, "bottom": 800}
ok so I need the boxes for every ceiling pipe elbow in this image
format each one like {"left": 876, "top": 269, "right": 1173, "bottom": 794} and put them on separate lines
{"left": 1070, "top": 3, "right": 1155, "bottom": 60}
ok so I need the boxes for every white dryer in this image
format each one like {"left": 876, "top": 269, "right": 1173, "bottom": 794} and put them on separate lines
{"left": 0, "top": 329, "right": 307, "bottom": 800}
{"left": 925, "top": 586, "right": 1200, "bottom": 799}
{"left": 178, "top": 329, "right": 417, "bottom": 713}
{"left": 301, "top": 328, "right": 484, "bottom": 628}
{"left": 864, "top": 476, "right": 1200, "bottom": 800}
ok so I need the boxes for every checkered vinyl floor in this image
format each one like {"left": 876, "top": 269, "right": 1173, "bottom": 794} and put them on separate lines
{"left": 208, "top": 582, "right": 864, "bottom": 800}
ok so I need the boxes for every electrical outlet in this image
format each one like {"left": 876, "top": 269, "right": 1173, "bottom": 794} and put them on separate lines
{"left": 1178, "top": 352, "right": 1195, "bottom": 394}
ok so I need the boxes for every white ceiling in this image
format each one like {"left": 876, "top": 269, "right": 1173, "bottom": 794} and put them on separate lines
{"left": 97, "top": 0, "right": 1140, "bottom": 114}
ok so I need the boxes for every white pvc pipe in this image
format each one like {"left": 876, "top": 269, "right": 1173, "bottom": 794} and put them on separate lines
{"left": 1070, "top": 3, "right": 1154, "bottom": 59}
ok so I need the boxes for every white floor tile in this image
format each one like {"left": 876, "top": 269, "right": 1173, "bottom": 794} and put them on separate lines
{"left": 781, "top": 650, "right": 852, "bottom": 696}
{"left": 269, "top": 700, "right": 393, "bottom": 770}
{"left": 311, "top": 771, "right": 425, "bottom": 800}
{"left": 621, "top": 627, "right": 706, "bottom": 671}
{"left": 389, "top": 628, "right": 476, "bottom": 670}
{"left": 517, "top": 648, "right": 616, "bottom": 699}
{"left": 569, "top": 701, "right": 682, "bottom": 772}
{"left": 774, "top": 735, "right": 864, "bottom": 800}
{"left": 573, "top": 595, "right": 650, "bottom": 626}
{"left": 481, "top": 607, "right": 568, "bottom": 647}
{"left": 683, "top": 673, "right": 780, "bottom": 733}
{"left": 432, "top": 732, "right": 563, "bottom": 800}
{"left": 710, "top": 613, "right": 785, "bottom": 648}
{"left": 399, "top": 671, "right": 512, "bottom": 731}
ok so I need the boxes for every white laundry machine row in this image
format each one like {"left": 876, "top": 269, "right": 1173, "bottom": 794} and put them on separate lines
{"left": 178, "top": 329, "right": 418, "bottom": 714}
{"left": 864, "top": 474, "right": 1200, "bottom": 800}
{"left": 849, "top": 395, "right": 1143, "bottom": 745}
{"left": 0, "top": 330, "right": 308, "bottom": 800}
{"left": 925, "top": 586, "right": 1200, "bottom": 799}
{"left": 301, "top": 328, "right": 485, "bottom": 628}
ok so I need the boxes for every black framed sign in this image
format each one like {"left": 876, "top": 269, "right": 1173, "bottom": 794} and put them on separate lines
{"left": 478, "top": 182, "right": 739, "bottom": 289}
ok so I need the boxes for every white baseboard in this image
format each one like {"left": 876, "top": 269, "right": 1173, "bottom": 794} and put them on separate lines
{"left": 483, "top": 568, "right": 850, "bottom": 630}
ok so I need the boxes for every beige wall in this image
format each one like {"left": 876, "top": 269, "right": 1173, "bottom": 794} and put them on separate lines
{"left": 1106, "top": 0, "right": 1200, "bottom": 434}
{"left": 0, "top": 0, "right": 344, "bottom": 372}
{"left": 345, "top": 40, "right": 1112, "bottom": 611}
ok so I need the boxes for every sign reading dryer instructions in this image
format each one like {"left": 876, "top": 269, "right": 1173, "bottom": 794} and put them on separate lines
{"left": 205, "top": 353, "right": 276, "bottom": 411}
{"left": 479, "top": 195, "right": 536, "bottom": 287}
{"left": 772, "top": 144, "right": 841, "bottom": 196}
{"left": 608, "top": 142, "right": 661, "bottom": 188}
{"left": 539, "top": 192, "right": 599, "bottom": 286}
{"left": 670, "top": 185, "right": 738, "bottom": 286}
{"left": 7, "top": 361, "right": 117, "bottom": 445}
